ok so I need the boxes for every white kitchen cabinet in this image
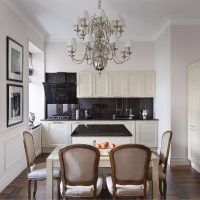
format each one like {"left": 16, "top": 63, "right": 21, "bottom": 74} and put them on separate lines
{"left": 93, "top": 72, "right": 109, "bottom": 97}
{"left": 108, "top": 72, "right": 124, "bottom": 97}
{"left": 77, "top": 71, "right": 155, "bottom": 98}
{"left": 30, "top": 124, "right": 42, "bottom": 156}
{"left": 123, "top": 72, "right": 139, "bottom": 97}
{"left": 135, "top": 121, "right": 158, "bottom": 149}
{"left": 42, "top": 121, "right": 71, "bottom": 149}
{"left": 188, "top": 61, "right": 200, "bottom": 172}
{"left": 77, "top": 72, "right": 93, "bottom": 97}
{"left": 139, "top": 71, "right": 155, "bottom": 97}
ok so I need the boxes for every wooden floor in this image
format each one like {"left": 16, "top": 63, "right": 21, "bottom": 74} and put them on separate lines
{"left": 0, "top": 154, "right": 200, "bottom": 200}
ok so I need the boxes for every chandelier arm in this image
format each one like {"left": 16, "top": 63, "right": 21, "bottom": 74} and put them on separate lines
{"left": 112, "top": 50, "right": 130, "bottom": 64}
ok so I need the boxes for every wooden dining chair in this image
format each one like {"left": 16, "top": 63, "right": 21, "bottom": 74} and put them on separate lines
{"left": 148, "top": 130, "right": 173, "bottom": 199}
{"left": 23, "top": 131, "right": 60, "bottom": 199}
{"left": 59, "top": 144, "right": 103, "bottom": 199}
{"left": 106, "top": 144, "right": 151, "bottom": 199}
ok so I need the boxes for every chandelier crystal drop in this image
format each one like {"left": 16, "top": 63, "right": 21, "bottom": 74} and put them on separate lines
{"left": 67, "top": 0, "right": 133, "bottom": 71}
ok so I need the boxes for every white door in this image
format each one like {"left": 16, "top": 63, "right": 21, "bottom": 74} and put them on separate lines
{"left": 109, "top": 72, "right": 124, "bottom": 97}
{"left": 46, "top": 122, "right": 71, "bottom": 147}
{"left": 136, "top": 121, "right": 158, "bottom": 148}
{"left": 77, "top": 73, "right": 93, "bottom": 97}
{"left": 93, "top": 72, "right": 109, "bottom": 97}
{"left": 123, "top": 72, "right": 139, "bottom": 97}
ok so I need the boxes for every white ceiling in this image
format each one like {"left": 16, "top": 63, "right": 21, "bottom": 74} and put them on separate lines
{"left": 5, "top": 0, "right": 200, "bottom": 41}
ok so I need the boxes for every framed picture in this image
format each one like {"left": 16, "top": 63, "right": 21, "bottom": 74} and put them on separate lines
{"left": 7, "top": 84, "right": 23, "bottom": 127}
{"left": 7, "top": 37, "right": 23, "bottom": 82}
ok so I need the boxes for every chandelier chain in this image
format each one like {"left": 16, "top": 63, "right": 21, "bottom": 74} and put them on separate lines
{"left": 98, "top": 0, "right": 101, "bottom": 9}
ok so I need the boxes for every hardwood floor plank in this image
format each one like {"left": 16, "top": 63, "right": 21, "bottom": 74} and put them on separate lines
{"left": 1, "top": 154, "right": 200, "bottom": 199}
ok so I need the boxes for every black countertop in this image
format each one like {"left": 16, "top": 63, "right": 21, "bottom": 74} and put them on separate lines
{"left": 71, "top": 124, "right": 132, "bottom": 137}
{"left": 41, "top": 118, "right": 158, "bottom": 121}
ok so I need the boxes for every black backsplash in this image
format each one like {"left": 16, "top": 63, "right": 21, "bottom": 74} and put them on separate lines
{"left": 46, "top": 98, "right": 153, "bottom": 119}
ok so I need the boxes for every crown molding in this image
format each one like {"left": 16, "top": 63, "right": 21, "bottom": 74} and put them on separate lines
{"left": 1, "top": 0, "right": 48, "bottom": 41}
{"left": 170, "top": 18, "right": 200, "bottom": 25}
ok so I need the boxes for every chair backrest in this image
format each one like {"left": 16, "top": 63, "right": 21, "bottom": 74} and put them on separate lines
{"left": 109, "top": 144, "right": 151, "bottom": 195}
{"left": 23, "top": 131, "right": 36, "bottom": 172}
{"left": 159, "top": 131, "right": 173, "bottom": 173}
{"left": 59, "top": 144, "right": 100, "bottom": 194}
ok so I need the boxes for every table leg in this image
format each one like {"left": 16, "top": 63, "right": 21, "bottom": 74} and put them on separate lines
{"left": 152, "top": 157, "right": 159, "bottom": 199}
{"left": 46, "top": 158, "right": 53, "bottom": 200}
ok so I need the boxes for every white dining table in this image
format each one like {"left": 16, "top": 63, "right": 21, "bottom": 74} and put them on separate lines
{"left": 46, "top": 146, "right": 159, "bottom": 200}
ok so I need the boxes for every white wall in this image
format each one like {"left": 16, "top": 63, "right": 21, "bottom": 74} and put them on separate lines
{"left": 46, "top": 41, "right": 155, "bottom": 72}
{"left": 154, "top": 27, "right": 171, "bottom": 150}
{"left": 0, "top": 1, "right": 45, "bottom": 192}
{"left": 29, "top": 52, "right": 45, "bottom": 123}
{"left": 170, "top": 24, "right": 200, "bottom": 165}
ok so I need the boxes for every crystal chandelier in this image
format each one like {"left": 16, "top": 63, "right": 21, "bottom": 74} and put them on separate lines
{"left": 67, "top": 0, "right": 132, "bottom": 71}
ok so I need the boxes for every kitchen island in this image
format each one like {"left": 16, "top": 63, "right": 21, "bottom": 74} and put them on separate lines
{"left": 71, "top": 124, "right": 133, "bottom": 146}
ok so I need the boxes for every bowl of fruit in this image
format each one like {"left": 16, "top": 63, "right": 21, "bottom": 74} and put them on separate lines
{"left": 96, "top": 142, "right": 117, "bottom": 156}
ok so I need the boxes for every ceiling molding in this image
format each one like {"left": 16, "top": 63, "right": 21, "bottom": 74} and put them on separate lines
{"left": 170, "top": 18, "right": 200, "bottom": 25}
{"left": 153, "top": 19, "right": 171, "bottom": 41}
{"left": 1, "top": 0, "right": 48, "bottom": 41}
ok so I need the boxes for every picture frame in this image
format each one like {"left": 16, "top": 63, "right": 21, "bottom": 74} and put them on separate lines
{"left": 7, "top": 36, "right": 23, "bottom": 82}
{"left": 7, "top": 84, "right": 23, "bottom": 127}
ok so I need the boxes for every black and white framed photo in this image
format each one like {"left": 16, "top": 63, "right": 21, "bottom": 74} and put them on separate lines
{"left": 7, "top": 84, "right": 23, "bottom": 127}
{"left": 7, "top": 37, "right": 23, "bottom": 82}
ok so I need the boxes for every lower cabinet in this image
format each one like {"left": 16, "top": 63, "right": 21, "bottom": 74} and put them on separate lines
{"left": 30, "top": 124, "right": 42, "bottom": 156}
{"left": 136, "top": 121, "right": 158, "bottom": 149}
{"left": 72, "top": 136, "right": 132, "bottom": 146}
{"left": 42, "top": 121, "right": 71, "bottom": 149}
{"left": 188, "top": 126, "right": 200, "bottom": 172}
{"left": 41, "top": 120, "right": 158, "bottom": 151}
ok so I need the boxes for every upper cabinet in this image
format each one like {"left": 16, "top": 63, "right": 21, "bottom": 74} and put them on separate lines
{"left": 93, "top": 72, "right": 109, "bottom": 97}
{"left": 109, "top": 72, "right": 124, "bottom": 97}
{"left": 123, "top": 72, "right": 140, "bottom": 97}
{"left": 77, "top": 72, "right": 93, "bottom": 97}
{"left": 77, "top": 71, "right": 155, "bottom": 98}
{"left": 139, "top": 71, "right": 155, "bottom": 97}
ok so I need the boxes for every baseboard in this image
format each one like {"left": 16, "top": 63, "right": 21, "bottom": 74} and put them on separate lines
{"left": 170, "top": 157, "right": 191, "bottom": 166}
{"left": 0, "top": 161, "right": 26, "bottom": 192}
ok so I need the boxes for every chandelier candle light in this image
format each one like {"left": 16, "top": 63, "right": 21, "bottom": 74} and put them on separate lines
{"left": 67, "top": 0, "right": 133, "bottom": 71}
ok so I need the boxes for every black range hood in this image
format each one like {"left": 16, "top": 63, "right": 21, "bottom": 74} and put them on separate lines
{"left": 43, "top": 72, "right": 77, "bottom": 104}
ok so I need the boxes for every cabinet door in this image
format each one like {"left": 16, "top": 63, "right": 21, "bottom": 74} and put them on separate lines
{"left": 188, "top": 63, "right": 200, "bottom": 128}
{"left": 139, "top": 71, "right": 155, "bottom": 97}
{"left": 31, "top": 125, "right": 42, "bottom": 156}
{"left": 123, "top": 122, "right": 135, "bottom": 143}
{"left": 93, "top": 72, "right": 108, "bottom": 97}
{"left": 77, "top": 73, "right": 93, "bottom": 97}
{"left": 123, "top": 72, "right": 139, "bottom": 97}
{"left": 190, "top": 128, "right": 200, "bottom": 165}
{"left": 46, "top": 122, "right": 71, "bottom": 147}
{"left": 109, "top": 72, "right": 124, "bottom": 97}
{"left": 136, "top": 121, "right": 158, "bottom": 148}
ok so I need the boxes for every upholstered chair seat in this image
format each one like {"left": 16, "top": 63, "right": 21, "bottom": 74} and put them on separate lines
{"left": 59, "top": 144, "right": 102, "bottom": 199}
{"left": 148, "top": 131, "right": 172, "bottom": 199}
{"left": 106, "top": 176, "right": 149, "bottom": 197}
{"left": 23, "top": 131, "right": 60, "bottom": 199}
{"left": 60, "top": 177, "right": 103, "bottom": 198}
{"left": 28, "top": 163, "right": 60, "bottom": 179}
{"left": 106, "top": 144, "right": 151, "bottom": 199}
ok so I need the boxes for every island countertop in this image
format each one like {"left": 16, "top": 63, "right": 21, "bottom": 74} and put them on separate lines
{"left": 71, "top": 124, "right": 132, "bottom": 137}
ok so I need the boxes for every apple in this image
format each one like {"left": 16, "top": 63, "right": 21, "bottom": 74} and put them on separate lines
{"left": 96, "top": 144, "right": 101, "bottom": 150}
{"left": 101, "top": 143, "right": 107, "bottom": 149}
{"left": 110, "top": 143, "right": 116, "bottom": 149}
